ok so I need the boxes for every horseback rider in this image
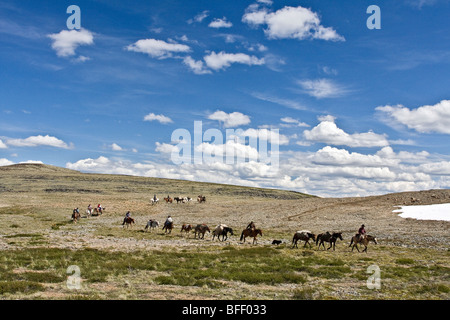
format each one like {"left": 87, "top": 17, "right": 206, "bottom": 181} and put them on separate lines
{"left": 122, "top": 211, "right": 131, "bottom": 225}
{"left": 246, "top": 221, "right": 255, "bottom": 230}
{"left": 73, "top": 208, "right": 79, "bottom": 214}
{"left": 97, "top": 204, "right": 103, "bottom": 213}
{"left": 357, "top": 224, "right": 366, "bottom": 241}
{"left": 154, "top": 194, "right": 157, "bottom": 202}
{"left": 164, "top": 215, "right": 173, "bottom": 228}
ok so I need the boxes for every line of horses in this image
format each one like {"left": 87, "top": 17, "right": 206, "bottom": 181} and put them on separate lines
{"left": 137, "top": 219, "right": 378, "bottom": 253}
{"left": 292, "top": 230, "right": 378, "bottom": 253}
{"left": 151, "top": 195, "right": 206, "bottom": 204}
{"left": 71, "top": 203, "right": 377, "bottom": 253}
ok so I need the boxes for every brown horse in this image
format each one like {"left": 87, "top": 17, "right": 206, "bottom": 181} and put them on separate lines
{"left": 162, "top": 221, "right": 174, "bottom": 234}
{"left": 164, "top": 197, "right": 173, "bottom": 203}
{"left": 123, "top": 217, "right": 135, "bottom": 228}
{"left": 316, "top": 232, "right": 343, "bottom": 251}
{"left": 292, "top": 230, "right": 316, "bottom": 249}
{"left": 350, "top": 234, "right": 378, "bottom": 253}
{"left": 194, "top": 224, "right": 210, "bottom": 239}
{"left": 180, "top": 224, "right": 192, "bottom": 236}
{"left": 197, "top": 195, "right": 206, "bottom": 203}
{"left": 93, "top": 207, "right": 104, "bottom": 216}
{"left": 72, "top": 209, "right": 81, "bottom": 223}
{"left": 240, "top": 228, "right": 263, "bottom": 244}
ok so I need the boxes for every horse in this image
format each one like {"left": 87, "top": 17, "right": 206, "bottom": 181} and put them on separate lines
{"left": 93, "top": 207, "right": 104, "bottom": 216}
{"left": 220, "top": 227, "right": 234, "bottom": 241}
{"left": 72, "top": 209, "right": 81, "bottom": 223}
{"left": 174, "top": 197, "right": 184, "bottom": 203}
{"left": 316, "top": 232, "right": 343, "bottom": 251}
{"left": 350, "top": 234, "right": 378, "bottom": 253}
{"left": 197, "top": 195, "right": 206, "bottom": 203}
{"left": 144, "top": 219, "right": 159, "bottom": 232}
{"left": 194, "top": 224, "right": 210, "bottom": 239}
{"left": 212, "top": 224, "right": 234, "bottom": 241}
{"left": 150, "top": 198, "right": 159, "bottom": 205}
{"left": 212, "top": 224, "right": 226, "bottom": 241}
{"left": 164, "top": 197, "right": 173, "bottom": 203}
{"left": 162, "top": 221, "right": 174, "bottom": 234}
{"left": 292, "top": 230, "right": 316, "bottom": 249}
{"left": 240, "top": 228, "right": 263, "bottom": 244}
{"left": 123, "top": 217, "right": 135, "bottom": 228}
{"left": 180, "top": 224, "right": 192, "bottom": 236}
{"left": 185, "top": 197, "right": 193, "bottom": 202}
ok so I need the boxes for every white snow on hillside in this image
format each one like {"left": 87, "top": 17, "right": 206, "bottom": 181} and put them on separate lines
{"left": 393, "top": 203, "right": 450, "bottom": 221}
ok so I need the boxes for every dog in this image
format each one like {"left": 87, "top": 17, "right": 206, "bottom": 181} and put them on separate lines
{"left": 272, "top": 240, "right": 282, "bottom": 245}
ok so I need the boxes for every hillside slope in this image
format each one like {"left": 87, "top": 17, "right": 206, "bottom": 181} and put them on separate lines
{"left": 0, "top": 163, "right": 314, "bottom": 200}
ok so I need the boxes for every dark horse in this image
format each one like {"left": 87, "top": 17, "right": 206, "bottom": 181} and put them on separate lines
{"left": 162, "top": 221, "right": 174, "bottom": 234}
{"left": 240, "top": 228, "right": 262, "bottom": 244}
{"left": 197, "top": 195, "right": 206, "bottom": 203}
{"left": 194, "top": 224, "right": 210, "bottom": 239}
{"left": 174, "top": 197, "right": 184, "bottom": 203}
{"left": 292, "top": 230, "right": 316, "bottom": 249}
{"left": 219, "top": 227, "right": 234, "bottom": 241}
{"left": 123, "top": 217, "right": 135, "bottom": 228}
{"left": 180, "top": 224, "right": 192, "bottom": 236}
{"left": 316, "top": 232, "right": 343, "bottom": 251}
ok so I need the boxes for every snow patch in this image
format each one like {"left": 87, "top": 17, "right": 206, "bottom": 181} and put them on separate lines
{"left": 393, "top": 203, "right": 450, "bottom": 221}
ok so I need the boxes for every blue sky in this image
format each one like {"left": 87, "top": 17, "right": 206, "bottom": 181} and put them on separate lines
{"left": 1, "top": 0, "right": 449, "bottom": 197}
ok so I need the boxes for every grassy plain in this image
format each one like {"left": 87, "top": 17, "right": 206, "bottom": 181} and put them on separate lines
{"left": 0, "top": 164, "right": 448, "bottom": 299}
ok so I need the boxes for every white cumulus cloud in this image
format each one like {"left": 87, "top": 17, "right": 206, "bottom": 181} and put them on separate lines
{"left": 242, "top": 5, "right": 344, "bottom": 42}
{"left": 5, "top": 135, "right": 73, "bottom": 149}
{"left": 208, "top": 110, "right": 251, "bottom": 128}
{"left": 0, "top": 158, "right": 14, "bottom": 166}
{"left": 110, "top": 143, "right": 123, "bottom": 151}
{"left": 144, "top": 113, "right": 173, "bottom": 124}
{"left": 183, "top": 56, "right": 212, "bottom": 74}
{"left": 209, "top": 17, "right": 233, "bottom": 28}
{"left": 303, "top": 119, "right": 389, "bottom": 147}
{"left": 376, "top": 100, "right": 450, "bottom": 134}
{"left": 204, "top": 51, "right": 265, "bottom": 71}
{"left": 48, "top": 29, "right": 94, "bottom": 58}
{"left": 126, "top": 38, "right": 191, "bottom": 59}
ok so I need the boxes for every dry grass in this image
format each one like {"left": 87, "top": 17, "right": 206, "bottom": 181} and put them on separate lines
{"left": 0, "top": 163, "right": 449, "bottom": 300}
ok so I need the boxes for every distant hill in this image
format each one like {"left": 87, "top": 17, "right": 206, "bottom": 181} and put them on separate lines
{"left": 0, "top": 163, "right": 315, "bottom": 200}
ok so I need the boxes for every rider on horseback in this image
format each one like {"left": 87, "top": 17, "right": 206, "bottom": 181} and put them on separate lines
{"left": 97, "top": 204, "right": 103, "bottom": 214}
{"left": 122, "top": 211, "right": 131, "bottom": 225}
{"left": 357, "top": 224, "right": 366, "bottom": 241}
{"left": 164, "top": 215, "right": 173, "bottom": 227}
{"left": 246, "top": 221, "right": 255, "bottom": 230}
